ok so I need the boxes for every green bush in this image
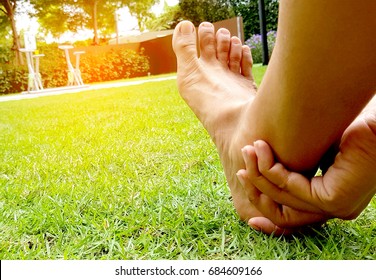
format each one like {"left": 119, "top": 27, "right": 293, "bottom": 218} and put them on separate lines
{"left": 231, "top": 0, "right": 279, "bottom": 39}
{"left": 0, "top": 45, "right": 150, "bottom": 94}
{"left": 245, "top": 31, "right": 277, "bottom": 64}
{"left": 0, "top": 46, "right": 12, "bottom": 64}
{"left": 0, "top": 64, "right": 27, "bottom": 95}
{"left": 80, "top": 48, "right": 150, "bottom": 83}
{"left": 38, "top": 43, "right": 69, "bottom": 88}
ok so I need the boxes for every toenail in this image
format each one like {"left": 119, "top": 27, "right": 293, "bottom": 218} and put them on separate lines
{"left": 242, "top": 45, "right": 251, "bottom": 53}
{"left": 231, "top": 37, "right": 241, "bottom": 44}
{"left": 201, "top": 22, "right": 213, "bottom": 28}
{"left": 219, "top": 28, "right": 230, "bottom": 35}
{"left": 180, "top": 21, "right": 194, "bottom": 34}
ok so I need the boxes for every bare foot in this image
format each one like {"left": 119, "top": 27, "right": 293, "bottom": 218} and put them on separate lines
{"left": 173, "top": 21, "right": 262, "bottom": 220}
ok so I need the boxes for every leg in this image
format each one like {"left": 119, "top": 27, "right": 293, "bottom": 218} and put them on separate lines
{"left": 172, "top": 0, "right": 376, "bottom": 222}
{"left": 247, "top": 0, "right": 376, "bottom": 172}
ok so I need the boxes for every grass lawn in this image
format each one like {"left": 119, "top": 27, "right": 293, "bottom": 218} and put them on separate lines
{"left": 0, "top": 65, "right": 375, "bottom": 260}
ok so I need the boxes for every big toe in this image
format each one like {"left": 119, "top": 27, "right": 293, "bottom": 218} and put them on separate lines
{"left": 172, "top": 21, "right": 198, "bottom": 65}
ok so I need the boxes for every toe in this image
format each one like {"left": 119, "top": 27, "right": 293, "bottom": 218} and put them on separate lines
{"left": 229, "top": 36, "right": 242, "bottom": 73}
{"left": 172, "top": 21, "right": 197, "bottom": 65}
{"left": 216, "top": 28, "right": 231, "bottom": 67}
{"left": 198, "top": 22, "right": 216, "bottom": 61}
{"left": 241, "top": 45, "right": 255, "bottom": 82}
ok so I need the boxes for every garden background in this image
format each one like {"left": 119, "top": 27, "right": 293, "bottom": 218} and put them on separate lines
{"left": 0, "top": 0, "right": 279, "bottom": 95}
{"left": 1, "top": 0, "right": 375, "bottom": 260}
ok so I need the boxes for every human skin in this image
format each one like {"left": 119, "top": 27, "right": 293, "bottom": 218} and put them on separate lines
{"left": 240, "top": 0, "right": 376, "bottom": 172}
{"left": 172, "top": 0, "right": 376, "bottom": 234}
{"left": 237, "top": 96, "right": 376, "bottom": 230}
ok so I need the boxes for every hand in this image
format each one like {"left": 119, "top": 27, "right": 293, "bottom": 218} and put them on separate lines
{"left": 237, "top": 145, "right": 328, "bottom": 234}
{"left": 237, "top": 113, "right": 376, "bottom": 233}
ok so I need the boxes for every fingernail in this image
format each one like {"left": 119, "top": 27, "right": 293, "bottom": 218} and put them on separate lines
{"left": 180, "top": 21, "right": 194, "bottom": 34}
{"left": 241, "top": 147, "right": 248, "bottom": 158}
{"left": 236, "top": 171, "right": 245, "bottom": 185}
{"left": 253, "top": 141, "right": 260, "bottom": 157}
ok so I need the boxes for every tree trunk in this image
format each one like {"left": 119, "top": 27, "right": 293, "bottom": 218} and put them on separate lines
{"left": 1, "top": 0, "right": 24, "bottom": 64}
{"left": 92, "top": 0, "right": 99, "bottom": 45}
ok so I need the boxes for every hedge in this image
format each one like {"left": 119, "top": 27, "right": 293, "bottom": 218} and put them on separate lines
{"left": 0, "top": 46, "right": 150, "bottom": 95}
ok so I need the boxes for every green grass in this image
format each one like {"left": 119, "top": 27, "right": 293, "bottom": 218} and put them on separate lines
{"left": 0, "top": 65, "right": 375, "bottom": 260}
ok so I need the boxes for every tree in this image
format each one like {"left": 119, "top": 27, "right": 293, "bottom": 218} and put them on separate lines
{"left": 146, "top": 0, "right": 279, "bottom": 39}
{"left": 147, "top": 0, "right": 235, "bottom": 31}
{"left": 127, "top": 0, "right": 158, "bottom": 32}
{"left": 231, "top": 0, "right": 279, "bottom": 38}
{"left": 145, "top": 2, "right": 183, "bottom": 31}
{"left": 0, "top": 15, "right": 12, "bottom": 63}
{"left": 178, "top": 0, "right": 235, "bottom": 27}
{"left": 31, "top": 0, "right": 158, "bottom": 45}
{"left": 31, "top": 0, "right": 116, "bottom": 45}
{"left": 0, "top": 0, "right": 24, "bottom": 64}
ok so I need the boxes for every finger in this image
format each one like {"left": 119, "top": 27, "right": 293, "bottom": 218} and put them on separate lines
{"left": 237, "top": 169, "right": 261, "bottom": 202}
{"left": 254, "top": 140, "right": 323, "bottom": 209}
{"left": 254, "top": 140, "right": 307, "bottom": 190}
{"left": 253, "top": 140, "right": 275, "bottom": 171}
{"left": 241, "top": 145, "right": 260, "bottom": 178}
{"left": 242, "top": 144, "right": 323, "bottom": 214}
{"left": 253, "top": 192, "right": 326, "bottom": 228}
{"left": 238, "top": 146, "right": 264, "bottom": 206}
{"left": 238, "top": 152, "right": 327, "bottom": 227}
{"left": 237, "top": 167, "right": 287, "bottom": 234}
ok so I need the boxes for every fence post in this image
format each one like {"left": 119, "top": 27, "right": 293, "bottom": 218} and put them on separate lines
{"left": 258, "top": 0, "right": 269, "bottom": 65}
